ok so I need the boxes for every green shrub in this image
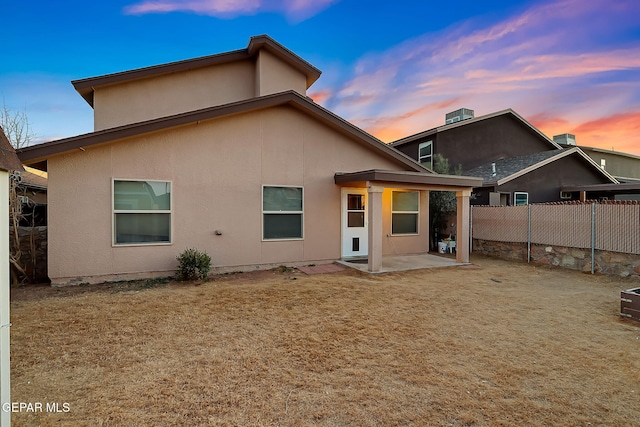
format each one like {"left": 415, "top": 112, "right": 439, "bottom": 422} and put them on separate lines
{"left": 175, "top": 248, "right": 212, "bottom": 281}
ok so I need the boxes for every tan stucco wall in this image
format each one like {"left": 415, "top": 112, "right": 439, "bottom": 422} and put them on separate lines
{"left": 255, "top": 49, "right": 307, "bottom": 97}
{"left": 380, "top": 189, "right": 430, "bottom": 256}
{"left": 93, "top": 60, "right": 256, "bottom": 130}
{"left": 93, "top": 49, "right": 309, "bottom": 131}
{"left": 47, "top": 106, "right": 430, "bottom": 284}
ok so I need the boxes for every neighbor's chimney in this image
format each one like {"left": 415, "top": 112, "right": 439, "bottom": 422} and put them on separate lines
{"left": 553, "top": 133, "right": 576, "bottom": 146}
{"left": 491, "top": 162, "right": 496, "bottom": 177}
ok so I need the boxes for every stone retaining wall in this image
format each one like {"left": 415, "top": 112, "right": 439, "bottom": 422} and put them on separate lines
{"left": 473, "top": 239, "right": 640, "bottom": 278}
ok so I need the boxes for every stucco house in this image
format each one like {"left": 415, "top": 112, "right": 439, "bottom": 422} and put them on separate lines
{"left": 553, "top": 136, "right": 640, "bottom": 201}
{"left": 392, "top": 108, "right": 618, "bottom": 205}
{"left": 17, "top": 35, "right": 481, "bottom": 285}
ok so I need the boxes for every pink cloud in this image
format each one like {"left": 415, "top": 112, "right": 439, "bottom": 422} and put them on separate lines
{"left": 308, "top": 89, "right": 332, "bottom": 104}
{"left": 311, "top": 0, "right": 640, "bottom": 154}
{"left": 352, "top": 98, "right": 463, "bottom": 143}
{"left": 569, "top": 112, "right": 640, "bottom": 154}
{"left": 123, "top": 0, "right": 337, "bottom": 21}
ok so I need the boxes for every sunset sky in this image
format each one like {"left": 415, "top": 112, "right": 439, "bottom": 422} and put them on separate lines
{"left": 2, "top": 0, "right": 640, "bottom": 154}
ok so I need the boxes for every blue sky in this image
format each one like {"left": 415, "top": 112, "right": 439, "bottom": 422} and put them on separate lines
{"left": 2, "top": 0, "right": 640, "bottom": 154}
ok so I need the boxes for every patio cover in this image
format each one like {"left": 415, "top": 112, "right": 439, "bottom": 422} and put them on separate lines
{"left": 335, "top": 169, "right": 483, "bottom": 272}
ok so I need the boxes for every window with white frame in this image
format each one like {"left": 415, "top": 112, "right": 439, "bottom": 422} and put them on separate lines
{"left": 113, "top": 179, "right": 171, "bottom": 245}
{"left": 514, "top": 192, "right": 528, "bottom": 206}
{"left": 263, "top": 186, "right": 303, "bottom": 239}
{"left": 391, "top": 191, "right": 419, "bottom": 235}
{"left": 418, "top": 141, "right": 433, "bottom": 169}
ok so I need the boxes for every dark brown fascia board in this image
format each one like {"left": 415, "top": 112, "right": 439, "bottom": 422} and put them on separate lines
{"left": 18, "top": 92, "right": 299, "bottom": 164}
{"left": 391, "top": 108, "right": 561, "bottom": 150}
{"left": 17, "top": 91, "right": 426, "bottom": 173}
{"left": 284, "top": 96, "right": 429, "bottom": 173}
{"left": 561, "top": 182, "right": 640, "bottom": 192}
{"left": 72, "top": 50, "right": 248, "bottom": 107}
{"left": 72, "top": 35, "right": 322, "bottom": 107}
{"left": 334, "top": 169, "right": 483, "bottom": 188}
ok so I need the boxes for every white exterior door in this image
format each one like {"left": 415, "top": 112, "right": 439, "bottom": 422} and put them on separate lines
{"left": 341, "top": 188, "right": 368, "bottom": 258}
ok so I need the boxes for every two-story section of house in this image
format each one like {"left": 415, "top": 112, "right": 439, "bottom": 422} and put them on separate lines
{"left": 17, "top": 36, "right": 481, "bottom": 285}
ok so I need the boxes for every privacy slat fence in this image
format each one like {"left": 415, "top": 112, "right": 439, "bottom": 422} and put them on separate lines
{"left": 471, "top": 201, "right": 640, "bottom": 273}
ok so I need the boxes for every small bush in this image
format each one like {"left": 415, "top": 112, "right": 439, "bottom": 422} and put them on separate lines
{"left": 176, "top": 248, "right": 212, "bottom": 281}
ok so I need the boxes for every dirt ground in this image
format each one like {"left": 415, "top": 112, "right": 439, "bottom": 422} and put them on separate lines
{"left": 8, "top": 255, "right": 640, "bottom": 426}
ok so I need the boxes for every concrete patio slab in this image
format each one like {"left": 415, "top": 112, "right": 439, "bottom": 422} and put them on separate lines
{"left": 338, "top": 253, "right": 468, "bottom": 273}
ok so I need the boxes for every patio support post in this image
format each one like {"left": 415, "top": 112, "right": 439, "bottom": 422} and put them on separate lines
{"left": 456, "top": 189, "right": 471, "bottom": 263}
{"left": 367, "top": 183, "right": 384, "bottom": 272}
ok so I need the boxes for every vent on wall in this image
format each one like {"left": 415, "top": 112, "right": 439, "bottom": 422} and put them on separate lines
{"left": 445, "top": 108, "right": 474, "bottom": 124}
{"left": 553, "top": 133, "right": 576, "bottom": 146}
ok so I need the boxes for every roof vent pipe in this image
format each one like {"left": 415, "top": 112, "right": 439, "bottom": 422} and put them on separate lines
{"left": 491, "top": 162, "right": 496, "bottom": 177}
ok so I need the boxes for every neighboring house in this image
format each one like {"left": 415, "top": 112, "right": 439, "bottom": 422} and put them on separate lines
{"left": 1, "top": 126, "right": 22, "bottom": 426}
{"left": 463, "top": 148, "right": 619, "bottom": 205}
{"left": 392, "top": 108, "right": 618, "bottom": 205}
{"left": 554, "top": 134, "right": 640, "bottom": 182}
{"left": 17, "top": 35, "right": 481, "bottom": 285}
{"left": 13, "top": 167, "right": 47, "bottom": 226}
{"left": 553, "top": 136, "right": 640, "bottom": 200}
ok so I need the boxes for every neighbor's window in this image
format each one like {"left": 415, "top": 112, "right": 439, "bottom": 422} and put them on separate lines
{"left": 514, "top": 192, "right": 529, "bottom": 206}
{"left": 418, "top": 141, "right": 433, "bottom": 169}
{"left": 263, "top": 186, "right": 303, "bottom": 239}
{"left": 391, "top": 191, "right": 419, "bottom": 235}
{"left": 113, "top": 180, "right": 171, "bottom": 245}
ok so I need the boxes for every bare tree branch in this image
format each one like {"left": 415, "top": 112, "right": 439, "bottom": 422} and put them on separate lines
{"left": 1, "top": 97, "right": 36, "bottom": 149}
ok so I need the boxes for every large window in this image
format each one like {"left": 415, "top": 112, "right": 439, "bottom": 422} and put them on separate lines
{"left": 263, "top": 186, "right": 303, "bottom": 240}
{"left": 113, "top": 180, "right": 171, "bottom": 245}
{"left": 392, "top": 191, "right": 419, "bottom": 235}
{"left": 418, "top": 141, "right": 433, "bottom": 169}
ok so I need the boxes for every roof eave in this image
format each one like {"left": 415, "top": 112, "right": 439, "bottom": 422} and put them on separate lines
{"left": 334, "top": 169, "right": 483, "bottom": 188}
{"left": 17, "top": 91, "right": 426, "bottom": 174}
{"left": 493, "top": 147, "right": 619, "bottom": 186}
{"left": 71, "top": 35, "right": 322, "bottom": 108}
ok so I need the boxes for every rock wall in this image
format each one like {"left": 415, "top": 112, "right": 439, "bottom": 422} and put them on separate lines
{"left": 473, "top": 239, "right": 640, "bottom": 278}
{"left": 10, "top": 226, "right": 48, "bottom": 284}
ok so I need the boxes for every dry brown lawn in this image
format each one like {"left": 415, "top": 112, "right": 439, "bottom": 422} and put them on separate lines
{"left": 8, "top": 255, "right": 640, "bottom": 426}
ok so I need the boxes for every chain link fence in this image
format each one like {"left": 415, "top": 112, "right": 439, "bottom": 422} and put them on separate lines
{"left": 472, "top": 201, "right": 640, "bottom": 256}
